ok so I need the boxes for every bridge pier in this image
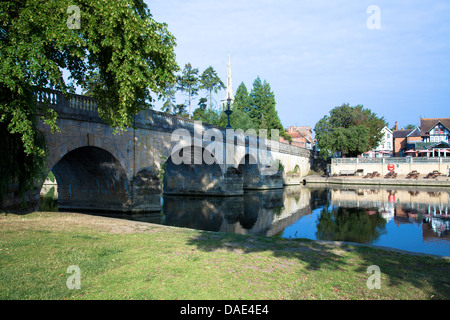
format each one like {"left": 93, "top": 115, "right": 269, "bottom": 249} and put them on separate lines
{"left": 237, "top": 155, "right": 284, "bottom": 190}
{"left": 129, "top": 169, "right": 161, "bottom": 212}
{"left": 162, "top": 157, "right": 244, "bottom": 196}
{"left": 283, "top": 173, "right": 302, "bottom": 185}
{"left": 241, "top": 170, "right": 284, "bottom": 190}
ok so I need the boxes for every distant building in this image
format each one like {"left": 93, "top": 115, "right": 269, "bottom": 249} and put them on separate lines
{"left": 415, "top": 118, "right": 450, "bottom": 157}
{"left": 362, "top": 126, "right": 393, "bottom": 157}
{"left": 375, "top": 126, "right": 393, "bottom": 155}
{"left": 391, "top": 118, "right": 450, "bottom": 157}
{"left": 420, "top": 118, "right": 450, "bottom": 143}
{"left": 392, "top": 122, "right": 421, "bottom": 157}
{"left": 285, "top": 126, "right": 313, "bottom": 149}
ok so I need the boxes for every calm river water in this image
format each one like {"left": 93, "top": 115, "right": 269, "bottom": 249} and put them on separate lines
{"left": 40, "top": 184, "right": 450, "bottom": 257}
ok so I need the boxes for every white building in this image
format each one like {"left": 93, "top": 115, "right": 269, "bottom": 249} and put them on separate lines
{"left": 363, "top": 126, "right": 393, "bottom": 158}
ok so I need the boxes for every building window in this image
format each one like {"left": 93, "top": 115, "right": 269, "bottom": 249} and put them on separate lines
{"left": 435, "top": 128, "right": 444, "bottom": 135}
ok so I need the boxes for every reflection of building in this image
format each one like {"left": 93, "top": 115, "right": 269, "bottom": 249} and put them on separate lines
{"left": 331, "top": 188, "right": 396, "bottom": 221}
{"left": 424, "top": 217, "right": 450, "bottom": 238}
{"left": 330, "top": 187, "right": 450, "bottom": 239}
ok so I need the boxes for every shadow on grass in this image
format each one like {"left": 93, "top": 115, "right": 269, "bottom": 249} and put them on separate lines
{"left": 186, "top": 230, "right": 450, "bottom": 299}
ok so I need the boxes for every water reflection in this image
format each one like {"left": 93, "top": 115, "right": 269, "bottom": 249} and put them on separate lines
{"left": 315, "top": 206, "right": 387, "bottom": 243}
{"left": 39, "top": 184, "right": 450, "bottom": 256}
{"left": 163, "top": 187, "right": 312, "bottom": 237}
{"left": 39, "top": 186, "right": 58, "bottom": 212}
{"left": 329, "top": 186, "right": 450, "bottom": 243}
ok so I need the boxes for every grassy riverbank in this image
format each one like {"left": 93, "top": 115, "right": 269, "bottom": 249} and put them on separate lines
{"left": 1, "top": 211, "right": 449, "bottom": 300}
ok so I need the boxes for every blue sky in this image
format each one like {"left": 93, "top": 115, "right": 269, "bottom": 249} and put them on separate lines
{"left": 147, "top": 0, "right": 450, "bottom": 131}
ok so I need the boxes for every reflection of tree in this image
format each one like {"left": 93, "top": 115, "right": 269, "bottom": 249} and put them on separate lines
{"left": 39, "top": 187, "right": 58, "bottom": 212}
{"left": 315, "top": 206, "right": 387, "bottom": 243}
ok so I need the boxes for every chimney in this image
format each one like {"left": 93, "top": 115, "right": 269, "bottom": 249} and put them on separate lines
{"left": 395, "top": 122, "right": 398, "bottom": 131}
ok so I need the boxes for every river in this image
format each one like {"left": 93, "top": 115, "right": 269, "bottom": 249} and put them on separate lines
{"left": 40, "top": 184, "right": 450, "bottom": 257}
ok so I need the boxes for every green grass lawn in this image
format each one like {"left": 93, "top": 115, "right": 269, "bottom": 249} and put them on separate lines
{"left": 0, "top": 211, "right": 449, "bottom": 300}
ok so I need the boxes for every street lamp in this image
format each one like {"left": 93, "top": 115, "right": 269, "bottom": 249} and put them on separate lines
{"left": 225, "top": 97, "right": 233, "bottom": 128}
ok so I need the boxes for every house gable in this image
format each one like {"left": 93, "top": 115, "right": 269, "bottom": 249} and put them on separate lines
{"left": 421, "top": 118, "right": 450, "bottom": 137}
{"left": 429, "top": 122, "right": 449, "bottom": 135}
{"left": 406, "top": 127, "right": 421, "bottom": 137}
{"left": 420, "top": 118, "right": 450, "bottom": 143}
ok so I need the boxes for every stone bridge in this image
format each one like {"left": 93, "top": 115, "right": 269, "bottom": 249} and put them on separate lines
{"left": 3, "top": 89, "right": 312, "bottom": 212}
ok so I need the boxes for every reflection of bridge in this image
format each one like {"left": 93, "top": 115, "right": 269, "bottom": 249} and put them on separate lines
{"left": 163, "top": 186, "right": 313, "bottom": 237}
{"left": 1, "top": 90, "right": 312, "bottom": 212}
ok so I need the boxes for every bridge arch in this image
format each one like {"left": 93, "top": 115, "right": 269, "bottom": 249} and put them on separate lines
{"left": 43, "top": 128, "right": 133, "bottom": 183}
{"left": 50, "top": 146, "right": 131, "bottom": 212}
{"left": 291, "top": 164, "right": 302, "bottom": 176}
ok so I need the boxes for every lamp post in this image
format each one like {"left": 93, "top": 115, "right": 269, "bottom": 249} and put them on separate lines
{"left": 225, "top": 97, "right": 233, "bottom": 128}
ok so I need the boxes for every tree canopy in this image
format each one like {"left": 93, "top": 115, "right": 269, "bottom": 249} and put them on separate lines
{"left": 199, "top": 66, "right": 224, "bottom": 110}
{"left": 0, "top": 0, "right": 178, "bottom": 199}
{"left": 191, "top": 77, "right": 291, "bottom": 142}
{"left": 233, "top": 82, "right": 251, "bottom": 114}
{"left": 176, "top": 63, "right": 199, "bottom": 118}
{"left": 314, "top": 104, "right": 387, "bottom": 159}
{"left": 248, "top": 78, "right": 281, "bottom": 134}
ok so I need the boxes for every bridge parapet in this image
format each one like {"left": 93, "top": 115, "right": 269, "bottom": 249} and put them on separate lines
{"left": 35, "top": 89, "right": 311, "bottom": 158}
{"left": 36, "top": 88, "right": 99, "bottom": 120}
{"left": 136, "top": 109, "right": 311, "bottom": 157}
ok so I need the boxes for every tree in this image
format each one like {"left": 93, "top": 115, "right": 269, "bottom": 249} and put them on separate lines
{"left": 192, "top": 98, "right": 207, "bottom": 120}
{"left": 0, "top": 0, "right": 178, "bottom": 200}
{"left": 177, "top": 63, "right": 199, "bottom": 118}
{"left": 197, "top": 97, "right": 208, "bottom": 111}
{"left": 233, "top": 82, "right": 251, "bottom": 113}
{"left": 314, "top": 104, "right": 387, "bottom": 159}
{"left": 161, "top": 85, "right": 177, "bottom": 114}
{"left": 248, "top": 77, "right": 291, "bottom": 141}
{"left": 199, "top": 66, "right": 225, "bottom": 110}
{"left": 229, "top": 108, "right": 257, "bottom": 132}
{"left": 222, "top": 82, "right": 257, "bottom": 132}
{"left": 172, "top": 104, "right": 189, "bottom": 118}
{"left": 192, "top": 77, "right": 288, "bottom": 138}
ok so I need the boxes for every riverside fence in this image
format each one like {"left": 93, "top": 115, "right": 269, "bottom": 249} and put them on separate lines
{"left": 331, "top": 157, "right": 450, "bottom": 177}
